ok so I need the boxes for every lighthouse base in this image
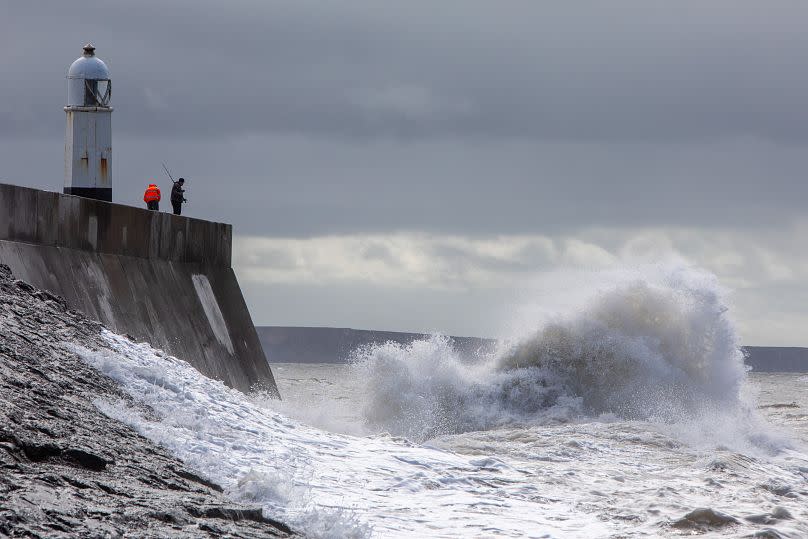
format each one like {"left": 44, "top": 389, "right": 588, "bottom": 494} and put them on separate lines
{"left": 64, "top": 186, "right": 112, "bottom": 202}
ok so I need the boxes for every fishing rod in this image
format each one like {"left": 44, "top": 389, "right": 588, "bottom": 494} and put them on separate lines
{"left": 161, "top": 162, "right": 177, "bottom": 184}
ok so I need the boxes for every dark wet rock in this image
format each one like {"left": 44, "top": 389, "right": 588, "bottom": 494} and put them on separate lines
{"left": 759, "top": 482, "right": 794, "bottom": 497}
{"left": 745, "top": 529, "right": 785, "bottom": 539}
{"left": 771, "top": 507, "right": 793, "bottom": 520}
{"left": 0, "top": 264, "right": 297, "bottom": 538}
{"left": 186, "top": 506, "right": 294, "bottom": 534}
{"left": 745, "top": 506, "right": 793, "bottom": 525}
{"left": 671, "top": 507, "right": 740, "bottom": 530}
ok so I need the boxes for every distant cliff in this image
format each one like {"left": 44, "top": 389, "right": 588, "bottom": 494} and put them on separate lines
{"left": 743, "top": 347, "right": 808, "bottom": 372}
{"left": 257, "top": 326, "right": 808, "bottom": 373}
{"left": 257, "top": 326, "right": 495, "bottom": 364}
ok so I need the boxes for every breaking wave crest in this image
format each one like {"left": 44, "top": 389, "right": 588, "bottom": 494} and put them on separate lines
{"left": 355, "top": 265, "right": 750, "bottom": 442}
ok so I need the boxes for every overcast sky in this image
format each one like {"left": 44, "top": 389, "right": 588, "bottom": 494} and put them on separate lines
{"left": 2, "top": 1, "right": 808, "bottom": 345}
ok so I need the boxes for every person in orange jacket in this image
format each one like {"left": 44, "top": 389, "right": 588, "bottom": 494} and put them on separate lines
{"left": 144, "top": 183, "right": 161, "bottom": 211}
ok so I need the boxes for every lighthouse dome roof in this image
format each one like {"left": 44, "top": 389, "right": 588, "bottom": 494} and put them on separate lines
{"left": 68, "top": 44, "right": 110, "bottom": 80}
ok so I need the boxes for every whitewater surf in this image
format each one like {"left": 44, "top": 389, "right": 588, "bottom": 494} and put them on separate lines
{"left": 72, "top": 264, "right": 808, "bottom": 538}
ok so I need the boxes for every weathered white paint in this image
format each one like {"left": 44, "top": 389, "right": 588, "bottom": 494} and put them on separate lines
{"left": 65, "top": 44, "right": 113, "bottom": 195}
{"left": 192, "top": 274, "right": 235, "bottom": 355}
{"left": 64, "top": 109, "right": 112, "bottom": 191}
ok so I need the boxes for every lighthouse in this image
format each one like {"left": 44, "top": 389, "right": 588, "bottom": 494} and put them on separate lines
{"left": 64, "top": 44, "right": 112, "bottom": 201}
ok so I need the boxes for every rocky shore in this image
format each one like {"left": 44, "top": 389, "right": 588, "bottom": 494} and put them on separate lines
{"left": 0, "top": 264, "right": 296, "bottom": 538}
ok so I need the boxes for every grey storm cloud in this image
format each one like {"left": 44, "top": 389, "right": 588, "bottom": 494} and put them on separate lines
{"left": 4, "top": 1, "right": 808, "bottom": 142}
{"left": 1, "top": 1, "right": 807, "bottom": 237}
{"left": 3, "top": 1, "right": 808, "bottom": 344}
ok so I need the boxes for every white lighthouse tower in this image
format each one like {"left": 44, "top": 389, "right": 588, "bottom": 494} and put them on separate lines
{"left": 64, "top": 44, "right": 113, "bottom": 201}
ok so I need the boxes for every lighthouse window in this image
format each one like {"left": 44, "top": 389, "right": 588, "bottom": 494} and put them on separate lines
{"left": 84, "top": 79, "right": 111, "bottom": 107}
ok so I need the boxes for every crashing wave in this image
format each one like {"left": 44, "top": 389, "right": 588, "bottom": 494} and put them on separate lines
{"left": 355, "top": 264, "right": 749, "bottom": 441}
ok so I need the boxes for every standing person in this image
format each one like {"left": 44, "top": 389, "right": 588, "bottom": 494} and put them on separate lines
{"left": 171, "top": 177, "right": 187, "bottom": 215}
{"left": 143, "top": 183, "right": 161, "bottom": 211}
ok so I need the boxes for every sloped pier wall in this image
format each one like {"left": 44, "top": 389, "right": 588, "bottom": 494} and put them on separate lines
{"left": 0, "top": 183, "right": 278, "bottom": 395}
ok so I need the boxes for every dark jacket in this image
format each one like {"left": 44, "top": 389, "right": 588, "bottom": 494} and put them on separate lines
{"left": 170, "top": 182, "right": 185, "bottom": 204}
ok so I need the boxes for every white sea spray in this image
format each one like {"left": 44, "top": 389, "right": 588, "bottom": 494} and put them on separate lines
{"left": 354, "top": 264, "right": 759, "bottom": 446}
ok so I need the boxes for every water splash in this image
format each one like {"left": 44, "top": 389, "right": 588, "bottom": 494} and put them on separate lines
{"left": 356, "top": 264, "right": 751, "bottom": 441}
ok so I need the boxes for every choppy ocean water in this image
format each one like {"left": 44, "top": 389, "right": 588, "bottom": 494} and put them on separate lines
{"left": 73, "top": 265, "right": 808, "bottom": 537}
{"left": 271, "top": 363, "right": 808, "bottom": 538}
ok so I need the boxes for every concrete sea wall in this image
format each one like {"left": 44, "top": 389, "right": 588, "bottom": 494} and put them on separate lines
{"left": 0, "top": 183, "right": 278, "bottom": 395}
